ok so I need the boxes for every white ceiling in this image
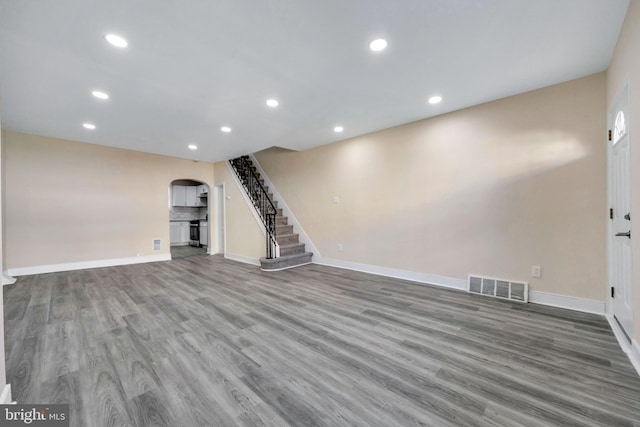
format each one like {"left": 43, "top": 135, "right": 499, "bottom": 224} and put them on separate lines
{"left": 0, "top": 0, "right": 630, "bottom": 162}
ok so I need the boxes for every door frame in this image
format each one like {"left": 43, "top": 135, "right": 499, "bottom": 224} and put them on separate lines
{"left": 168, "top": 179, "right": 211, "bottom": 253}
{"left": 606, "top": 81, "right": 634, "bottom": 346}
{"left": 213, "top": 183, "right": 226, "bottom": 255}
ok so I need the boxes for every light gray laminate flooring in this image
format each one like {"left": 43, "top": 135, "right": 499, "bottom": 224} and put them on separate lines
{"left": 3, "top": 255, "right": 640, "bottom": 426}
{"left": 170, "top": 245, "right": 208, "bottom": 259}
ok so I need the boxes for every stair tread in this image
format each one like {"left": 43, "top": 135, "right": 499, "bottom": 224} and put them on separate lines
{"left": 262, "top": 252, "right": 312, "bottom": 261}
{"left": 260, "top": 252, "right": 313, "bottom": 270}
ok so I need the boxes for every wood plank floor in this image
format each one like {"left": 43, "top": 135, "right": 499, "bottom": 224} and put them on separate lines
{"left": 170, "top": 245, "right": 208, "bottom": 259}
{"left": 4, "top": 255, "right": 640, "bottom": 427}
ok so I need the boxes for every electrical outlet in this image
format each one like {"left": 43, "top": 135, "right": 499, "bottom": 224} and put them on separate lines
{"left": 337, "top": 243, "right": 343, "bottom": 252}
{"left": 531, "top": 265, "right": 542, "bottom": 278}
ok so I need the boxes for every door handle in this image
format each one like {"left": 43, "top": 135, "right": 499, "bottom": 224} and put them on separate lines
{"left": 624, "top": 213, "right": 631, "bottom": 221}
{"left": 616, "top": 231, "right": 631, "bottom": 238}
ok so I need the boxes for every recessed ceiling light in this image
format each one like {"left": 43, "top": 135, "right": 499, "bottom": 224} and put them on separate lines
{"left": 266, "top": 99, "right": 279, "bottom": 107}
{"left": 369, "top": 38, "right": 387, "bottom": 52}
{"left": 221, "top": 126, "right": 232, "bottom": 133}
{"left": 188, "top": 144, "right": 198, "bottom": 150}
{"left": 428, "top": 96, "right": 442, "bottom": 104}
{"left": 92, "top": 90, "right": 109, "bottom": 100}
{"left": 105, "top": 34, "right": 128, "bottom": 48}
{"left": 83, "top": 123, "right": 96, "bottom": 130}
{"left": 334, "top": 126, "right": 344, "bottom": 133}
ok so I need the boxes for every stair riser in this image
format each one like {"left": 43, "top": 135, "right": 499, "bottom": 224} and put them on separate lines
{"left": 277, "top": 234, "right": 299, "bottom": 245}
{"left": 261, "top": 252, "right": 313, "bottom": 271}
{"left": 276, "top": 225, "right": 293, "bottom": 235}
{"left": 279, "top": 244, "right": 306, "bottom": 256}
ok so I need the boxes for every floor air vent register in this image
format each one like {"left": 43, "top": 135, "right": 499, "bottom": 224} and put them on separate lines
{"left": 468, "top": 275, "right": 528, "bottom": 303}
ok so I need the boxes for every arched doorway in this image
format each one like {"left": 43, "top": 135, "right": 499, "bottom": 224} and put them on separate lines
{"left": 169, "top": 179, "right": 210, "bottom": 259}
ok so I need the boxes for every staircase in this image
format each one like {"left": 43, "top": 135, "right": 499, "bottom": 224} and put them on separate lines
{"left": 230, "top": 156, "right": 313, "bottom": 271}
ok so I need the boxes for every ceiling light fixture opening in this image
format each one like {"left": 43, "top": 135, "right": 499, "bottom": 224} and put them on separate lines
{"left": 221, "top": 126, "right": 232, "bottom": 133}
{"left": 92, "top": 90, "right": 109, "bottom": 100}
{"left": 428, "top": 95, "right": 442, "bottom": 104}
{"left": 266, "top": 99, "right": 279, "bottom": 107}
{"left": 334, "top": 126, "right": 344, "bottom": 133}
{"left": 369, "top": 38, "right": 387, "bottom": 52}
{"left": 83, "top": 123, "right": 96, "bottom": 130}
{"left": 105, "top": 34, "right": 128, "bottom": 48}
{"left": 188, "top": 144, "right": 198, "bottom": 150}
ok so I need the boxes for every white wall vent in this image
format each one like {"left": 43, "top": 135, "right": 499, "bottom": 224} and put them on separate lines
{"left": 152, "top": 239, "right": 162, "bottom": 251}
{"left": 468, "top": 275, "right": 528, "bottom": 303}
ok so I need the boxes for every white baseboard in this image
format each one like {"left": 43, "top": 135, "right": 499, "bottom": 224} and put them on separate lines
{"left": 0, "top": 384, "right": 12, "bottom": 404}
{"left": 2, "top": 272, "right": 17, "bottom": 286}
{"left": 631, "top": 339, "right": 640, "bottom": 377}
{"left": 314, "top": 258, "right": 607, "bottom": 316}
{"left": 313, "top": 257, "right": 467, "bottom": 290}
{"left": 528, "top": 291, "right": 605, "bottom": 315}
{"left": 224, "top": 252, "right": 260, "bottom": 266}
{"left": 7, "top": 254, "right": 171, "bottom": 277}
{"left": 606, "top": 314, "right": 640, "bottom": 377}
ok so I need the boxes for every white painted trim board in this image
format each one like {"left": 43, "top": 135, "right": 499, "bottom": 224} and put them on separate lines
{"left": 224, "top": 252, "right": 260, "bottom": 266}
{"left": 528, "top": 291, "right": 605, "bottom": 315}
{"left": 2, "top": 272, "right": 16, "bottom": 286}
{"left": 314, "top": 257, "right": 605, "bottom": 314}
{"left": 314, "top": 257, "right": 467, "bottom": 290}
{"left": 7, "top": 254, "right": 171, "bottom": 277}
{"left": 607, "top": 314, "right": 640, "bottom": 377}
{"left": 0, "top": 384, "right": 12, "bottom": 404}
{"left": 631, "top": 339, "right": 640, "bottom": 377}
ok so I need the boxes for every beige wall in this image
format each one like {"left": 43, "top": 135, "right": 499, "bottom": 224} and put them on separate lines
{"left": 213, "top": 161, "right": 265, "bottom": 263}
{"left": 607, "top": 0, "right": 640, "bottom": 343}
{"left": 256, "top": 73, "right": 607, "bottom": 301}
{"left": 0, "top": 101, "right": 8, "bottom": 393}
{"left": 4, "top": 131, "right": 214, "bottom": 269}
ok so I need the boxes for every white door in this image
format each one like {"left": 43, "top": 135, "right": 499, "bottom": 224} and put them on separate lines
{"left": 214, "top": 185, "right": 225, "bottom": 254}
{"left": 608, "top": 85, "right": 633, "bottom": 339}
